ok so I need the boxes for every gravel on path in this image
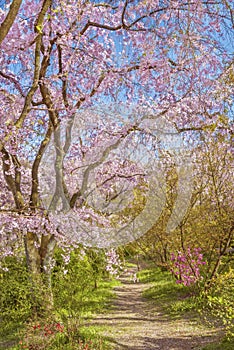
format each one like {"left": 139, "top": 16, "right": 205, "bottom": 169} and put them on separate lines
{"left": 85, "top": 266, "right": 222, "bottom": 350}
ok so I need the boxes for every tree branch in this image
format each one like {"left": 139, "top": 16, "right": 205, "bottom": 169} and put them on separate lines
{"left": 0, "top": 70, "right": 25, "bottom": 97}
{"left": 70, "top": 125, "right": 139, "bottom": 208}
{"left": 14, "top": 0, "right": 52, "bottom": 130}
{"left": 30, "top": 120, "right": 54, "bottom": 208}
{"left": 0, "top": 0, "right": 23, "bottom": 46}
{"left": 57, "top": 45, "right": 69, "bottom": 109}
{"left": 1, "top": 147, "right": 24, "bottom": 209}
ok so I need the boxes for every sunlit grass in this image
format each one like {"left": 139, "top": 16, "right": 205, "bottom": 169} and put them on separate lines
{"left": 138, "top": 267, "right": 197, "bottom": 316}
{"left": 202, "top": 337, "right": 234, "bottom": 350}
{"left": 78, "top": 279, "right": 120, "bottom": 318}
{"left": 3, "top": 278, "right": 118, "bottom": 350}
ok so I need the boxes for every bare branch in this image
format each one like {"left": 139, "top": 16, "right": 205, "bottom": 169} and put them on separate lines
{"left": 0, "top": 70, "right": 25, "bottom": 97}
{"left": 30, "top": 120, "right": 54, "bottom": 208}
{"left": 0, "top": 0, "right": 23, "bottom": 46}
{"left": 14, "top": 0, "right": 52, "bottom": 130}
{"left": 121, "top": 0, "right": 128, "bottom": 28}
{"left": 93, "top": 3, "right": 118, "bottom": 10}
{"left": 79, "top": 4, "right": 169, "bottom": 35}
{"left": 57, "top": 45, "right": 69, "bottom": 109}
{"left": 1, "top": 147, "right": 24, "bottom": 209}
{"left": 70, "top": 125, "right": 139, "bottom": 208}
{"left": 31, "top": 99, "right": 44, "bottom": 106}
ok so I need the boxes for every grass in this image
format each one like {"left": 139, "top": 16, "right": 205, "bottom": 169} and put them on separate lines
{"left": 2, "top": 262, "right": 232, "bottom": 350}
{"left": 0, "top": 320, "right": 24, "bottom": 350}
{"left": 1, "top": 278, "right": 118, "bottom": 350}
{"left": 201, "top": 337, "right": 234, "bottom": 350}
{"left": 138, "top": 267, "right": 199, "bottom": 317}
{"left": 78, "top": 325, "right": 112, "bottom": 350}
{"left": 138, "top": 266, "right": 234, "bottom": 349}
{"left": 73, "top": 278, "right": 120, "bottom": 318}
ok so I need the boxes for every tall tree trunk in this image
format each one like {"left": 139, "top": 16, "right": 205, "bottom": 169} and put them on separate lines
{"left": 0, "top": 0, "right": 23, "bottom": 46}
{"left": 25, "top": 232, "right": 56, "bottom": 316}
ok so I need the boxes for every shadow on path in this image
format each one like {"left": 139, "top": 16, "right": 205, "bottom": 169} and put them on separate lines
{"left": 84, "top": 266, "right": 222, "bottom": 350}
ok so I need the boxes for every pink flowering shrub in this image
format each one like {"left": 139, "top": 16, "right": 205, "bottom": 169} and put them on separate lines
{"left": 170, "top": 247, "right": 206, "bottom": 286}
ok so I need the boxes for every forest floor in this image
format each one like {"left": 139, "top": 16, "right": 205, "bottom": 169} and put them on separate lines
{"left": 84, "top": 265, "right": 223, "bottom": 350}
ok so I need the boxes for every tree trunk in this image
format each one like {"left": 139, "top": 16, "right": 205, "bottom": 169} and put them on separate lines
{"left": 0, "top": 0, "right": 23, "bottom": 46}
{"left": 25, "top": 232, "right": 56, "bottom": 316}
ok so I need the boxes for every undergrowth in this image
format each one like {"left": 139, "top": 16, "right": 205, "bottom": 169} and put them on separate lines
{"left": 138, "top": 267, "right": 234, "bottom": 349}
{"left": 0, "top": 250, "right": 119, "bottom": 350}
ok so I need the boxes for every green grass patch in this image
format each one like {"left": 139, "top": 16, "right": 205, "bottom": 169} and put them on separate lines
{"left": 56, "top": 277, "right": 119, "bottom": 350}
{"left": 0, "top": 321, "right": 22, "bottom": 348}
{"left": 138, "top": 267, "right": 199, "bottom": 317}
{"left": 138, "top": 267, "right": 231, "bottom": 349}
{"left": 124, "top": 262, "right": 137, "bottom": 268}
{"left": 202, "top": 337, "right": 234, "bottom": 350}
{"left": 3, "top": 278, "right": 118, "bottom": 350}
{"left": 78, "top": 325, "right": 112, "bottom": 350}
{"left": 77, "top": 279, "right": 120, "bottom": 318}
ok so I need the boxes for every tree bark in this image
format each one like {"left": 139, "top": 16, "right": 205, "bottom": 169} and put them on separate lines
{"left": 25, "top": 232, "right": 56, "bottom": 315}
{"left": 0, "top": 0, "right": 23, "bottom": 46}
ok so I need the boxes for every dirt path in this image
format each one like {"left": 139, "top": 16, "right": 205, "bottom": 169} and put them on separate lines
{"left": 85, "top": 266, "right": 222, "bottom": 350}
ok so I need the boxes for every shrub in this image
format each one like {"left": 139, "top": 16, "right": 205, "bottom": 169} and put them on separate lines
{"left": 0, "top": 256, "right": 33, "bottom": 339}
{"left": 170, "top": 247, "right": 206, "bottom": 286}
{"left": 202, "top": 268, "right": 234, "bottom": 337}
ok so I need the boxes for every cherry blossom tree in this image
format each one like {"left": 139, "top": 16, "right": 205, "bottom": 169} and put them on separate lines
{"left": 0, "top": 0, "right": 233, "bottom": 309}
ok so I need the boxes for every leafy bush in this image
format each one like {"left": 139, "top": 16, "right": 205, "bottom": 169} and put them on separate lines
{"left": 1, "top": 248, "right": 116, "bottom": 349}
{"left": 202, "top": 268, "right": 234, "bottom": 337}
{"left": 15, "top": 320, "right": 65, "bottom": 350}
{"left": 0, "top": 256, "right": 33, "bottom": 341}
{"left": 52, "top": 248, "right": 109, "bottom": 320}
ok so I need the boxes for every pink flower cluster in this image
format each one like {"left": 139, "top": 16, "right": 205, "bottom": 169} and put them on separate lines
{"left": 170, "top": 247, "right": 206, "bottom": 286}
